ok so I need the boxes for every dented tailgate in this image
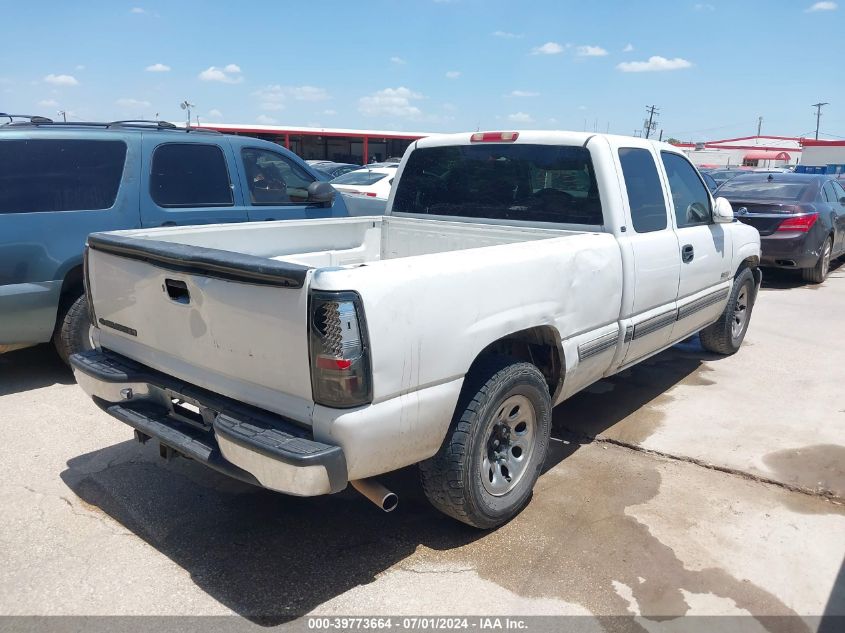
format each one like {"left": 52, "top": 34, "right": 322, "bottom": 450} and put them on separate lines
{"left": 85, "top": 233, "right": 315, "bottom": 424}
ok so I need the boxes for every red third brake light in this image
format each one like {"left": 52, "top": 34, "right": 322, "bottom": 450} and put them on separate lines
{"left": 777, "top": 213, "right": 818, "bottom": 232}
{"left": 470, "top": 131, "right": 519, "bottom": 142}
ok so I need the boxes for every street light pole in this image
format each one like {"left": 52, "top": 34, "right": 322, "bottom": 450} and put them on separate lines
{"left": 811, "top": 102, "right": 828, "bottom": 140}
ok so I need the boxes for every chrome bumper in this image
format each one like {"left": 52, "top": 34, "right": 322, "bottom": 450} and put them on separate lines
{"left": 70, "top": 349, "right": 347, "bottom": 496}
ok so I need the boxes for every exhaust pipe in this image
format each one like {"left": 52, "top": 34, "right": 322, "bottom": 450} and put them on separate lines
{"left": 350, "top": 478, "right": 398, "bottom": 512}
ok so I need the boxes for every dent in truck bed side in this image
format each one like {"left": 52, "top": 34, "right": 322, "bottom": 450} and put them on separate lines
{"left": 88, "top": 232, "right": 311, "bottom": 288}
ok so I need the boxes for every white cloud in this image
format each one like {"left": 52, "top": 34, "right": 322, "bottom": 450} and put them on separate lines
{"left": 492, "top": 30, "right": 522, "bottom": 39}
{"left": 693, "top": 3, "right": 715, "bottom": 10}
{"left": 38, "top": 99, "right": 59, "bottom": 108}
{"left": 507, "top": 112, "right": 534, "bottom": 123}
{"left": 130, "top": 7, "right": 146, "bottom": 14}
{"left": 617, "top": 56, "right": 692, "bottom": 72}
{"left": 208, "top": 109, "right": 223, "bottom": 119}
{"left": 578, "top": 105, "right": 588, "bottom": 110}
{"left": 806, "top": 1, "right": 837, "bottom": 10}
{"left": 577, "top": 45, "right": 608, "bottom": 57}
{"left": 531, "top": 42, "right": 564, "bottom": 55}
{"left": 253, "top": 84, "right": 330, "bottom": 111}
{"left": 390, "top": 56, "right": 407, "bottom": 65}
{"left": 198, "top": 65, "right": 242, "bottom": 83}
{"left": 116, "top": 97, "right": 151, "bottom": 109}
{"left": 509, "top": 90, "right": 540, "bottom": 97}
{"left": 358, "top": 86, "right": 423, "bottom": 118}
{"left": 44, "top": 73, "right": 79, "bottom": 86}
{"left": 322, "top": 109, "right": 337, "bottom": 115}
{"left": 145, "top": 63, "right": 170, "bottom": 72}
{"left": 256, "top": 114, "right": 278, "bottom": 125}
{"left": 547, "top": 117, "right": 559, "bottom": 124}
{"left": 75, "top": 64, "right": 85, "bottom": 71}
{"left": 445, "top": 71, "right": 461, "bottom": 79}
{"left": 623, "top": 43, "right": 634, "bottom": 52}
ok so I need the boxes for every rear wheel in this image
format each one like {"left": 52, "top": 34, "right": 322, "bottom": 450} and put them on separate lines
{"left": 419, "top": 357, "right": 552, "bottom": 529}
{"left": 53, "top": 293, "right": 94, "bottom": 365}
{"left": 802, "top": 236, "right": 832, "bottom": 284}
{"left": 700, "top": 267, "right": 755, "bottom": 356}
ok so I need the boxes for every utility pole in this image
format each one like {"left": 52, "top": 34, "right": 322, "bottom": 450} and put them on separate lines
{"left": 643, "top": 105, "right": 659, "bottom": 139}
{"left": 811, "top": 102, "right": 828, "bottom": 140}
{"left": 757, "top": 116, "right": 762, "bottom": 137}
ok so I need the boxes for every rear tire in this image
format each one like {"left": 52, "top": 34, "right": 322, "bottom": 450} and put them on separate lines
{"left": 802, "top": 236, "right": 832, "bottom": 284}
{"left": 53, "top": 294, "right": 93, "bottom": 366}
{"left": 419, "top": 356, "right": 552, "bottom": 529}
{"left": 699, "top": 267, "right": 755, "bottom": 356}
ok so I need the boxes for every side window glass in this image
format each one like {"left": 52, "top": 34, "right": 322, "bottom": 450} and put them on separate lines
{"left": 0, "top": 139, "right": 126, "bottom": 213}
{"left": 618, "top": 148, "right": 668, "bottom": 233}
{"left": 661, "top": 152, "right": 712, "bottom": 228}
{"left": 150, "top": 144, "right": 233, "bottom": 207}
{"left": 823, "top": 182, "right": 838, "bottom": 203}
{"left": 831, "top": 181, "right": 845, "bottom": 203}
{"left": 241, "top": 148, "right": 315, "bottom": 204}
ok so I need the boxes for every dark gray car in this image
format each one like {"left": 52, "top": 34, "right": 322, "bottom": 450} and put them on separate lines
{"left": 715, "top": 173, "right": 845, "bottom": 283}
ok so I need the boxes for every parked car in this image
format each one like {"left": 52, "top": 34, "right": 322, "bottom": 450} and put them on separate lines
{"left": 330, "top": 166, "right": 396, "bottom": 199}
{"left": 704, "top": 168, "right": 749, "bottom": 187}
{"left": 0, "top": 117, "right": 346, "bottom": 362}
{"left": 715, "top": 172, "right": 845, "bottom": 283}
{"left": 306, "top": 160, "right": 361, "bottom": 179}
{"left": 72, "top": 130, "right": 760, "bottom": 528}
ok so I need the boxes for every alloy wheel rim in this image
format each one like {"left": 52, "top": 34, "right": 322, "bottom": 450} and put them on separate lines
{"left": 731, "top": 286, "right": 748, "bottom": 341}
{"left": 480, "top": 394, "right": 537, "bottom": 496}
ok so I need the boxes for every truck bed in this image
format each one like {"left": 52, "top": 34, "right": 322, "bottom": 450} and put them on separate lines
{"left": 104, "top": 215, "right": 584, "bottom": 268}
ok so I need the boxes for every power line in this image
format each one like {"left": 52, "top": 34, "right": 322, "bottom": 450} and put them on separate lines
{"left": 811, "top": 102, "right": 828, "bottom": 140}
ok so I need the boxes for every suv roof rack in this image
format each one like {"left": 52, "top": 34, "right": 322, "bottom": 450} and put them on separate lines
{"left": 1, "top": 113, "right": 54, "bottom": 124}
{"left": 0, "top": 116, "right": 222, "bottom": 134}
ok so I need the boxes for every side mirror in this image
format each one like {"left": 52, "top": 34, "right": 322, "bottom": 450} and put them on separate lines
{"left": 713, "top": 197, "right": 734, "bottom": 223}
{"left": 307, "top": 181, "right": 335, "bottom": 208}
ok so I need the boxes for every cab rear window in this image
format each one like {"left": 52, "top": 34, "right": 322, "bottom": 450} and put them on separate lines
{"left": 0, "top": 139, "right": 126, "bottom": 213}
{"left": 392, "top": 144, "right": 603, "bottom": 225}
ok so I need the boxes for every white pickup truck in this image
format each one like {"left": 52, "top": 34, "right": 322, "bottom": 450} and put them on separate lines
{"left": 72, "top": 131, "right": 761, "bottom": 528}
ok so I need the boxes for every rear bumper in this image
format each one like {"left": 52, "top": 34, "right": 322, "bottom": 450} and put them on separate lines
{"left": 70, "top": 349, "right": 347, "bottom": 496}
{"left": 759, "top": 232, "right": 824, "bottom": 269}
{"left": 0, "top": 281, "right": 62, "bottom": 350}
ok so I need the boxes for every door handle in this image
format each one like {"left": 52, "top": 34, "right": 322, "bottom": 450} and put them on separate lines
{"left": 681, "top": 244, "right": 695, "bottom": 263}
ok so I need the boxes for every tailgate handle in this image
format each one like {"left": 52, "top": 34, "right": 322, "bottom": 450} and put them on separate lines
{"left": 164, "top": 279, "right": 190, "bottom": 304}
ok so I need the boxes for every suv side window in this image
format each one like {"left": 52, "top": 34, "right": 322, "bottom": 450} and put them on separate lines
{"left": 0, "top": 139, "right": 126, "bottom": 213}
{"left": 618, "top": 148, "right": 668, "bottom": 233}
{"left": 661, "top": 152, "right": 711, "bottom": 228}
{"left": 150, "top": 143, "right": 233, "bottom": 207}
{"left": 241, "top": 148, "right": 315, "bottom": 204}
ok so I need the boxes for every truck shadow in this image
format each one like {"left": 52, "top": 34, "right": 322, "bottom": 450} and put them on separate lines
{"left": 59, "top": 338, "right": 716, "bottom": 624}
{"left": 0, "top": 344, "right": 73, "bottom": 397}
{"left": 550, "top": 335, "right": 720, "bottom": 449}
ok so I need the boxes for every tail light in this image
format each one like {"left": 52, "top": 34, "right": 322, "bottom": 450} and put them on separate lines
{"left": 309, "top": 291, "right": 372, "bottom": 408}
{"left": 777, "top": 213, "right": 818, "bottom": 232}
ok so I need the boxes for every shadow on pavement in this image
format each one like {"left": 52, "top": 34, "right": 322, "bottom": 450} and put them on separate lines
{"left": 58, "top": 336, "right": 718, "bottom": 623}
{"left": 552, "top": 335, "right": 720, "bottom": 446}
{"left": 760, "top": 258, "right": 844, "bottom": 291}
{"left": 820, "top": 556, "right": 845, "bottom": 631}
{"left": 0, "top": 344, "right": 73, "bottom": 397}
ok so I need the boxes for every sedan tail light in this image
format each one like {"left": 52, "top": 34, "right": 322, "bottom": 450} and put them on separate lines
{"left": 776, "top": 213, "right": 819, "bottom": 232}
{"left": 309, "top": 291, "right": 372, "bottom": 408}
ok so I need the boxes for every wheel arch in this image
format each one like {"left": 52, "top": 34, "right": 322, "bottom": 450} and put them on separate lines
{"left": 467, "top": 325, "right": 566, "bottom": 403}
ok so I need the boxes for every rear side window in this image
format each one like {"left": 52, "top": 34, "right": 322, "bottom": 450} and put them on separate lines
{"left": 332, "top": 171, "right": 389, "bottom": 186}
{"left": 392, "top": 144, "right": 603, "bottom": 225}
{"left": 618, "top": 148, "right": 667, "bottom": 233}
{"left": 150, "top": 143, "right": 233, "bottom": 207}
{"left": 661, "top": 152, "right": 712, "bottom": 228}
{"left": 0, "top": 139, "right": 126, "bottom": 213}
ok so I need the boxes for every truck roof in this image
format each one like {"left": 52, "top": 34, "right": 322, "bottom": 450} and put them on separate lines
{"left": 414, "top": 130, "right": 678, "bottom": 151}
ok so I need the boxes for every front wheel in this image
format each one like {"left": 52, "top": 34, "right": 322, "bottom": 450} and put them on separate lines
{"left": 699, "top": 267, "right": 756, "bottom": 355}
{"left": 419, "top": 357, "right": 552, "bottom": 529}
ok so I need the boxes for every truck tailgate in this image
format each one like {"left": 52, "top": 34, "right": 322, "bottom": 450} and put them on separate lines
{"left": 86, "top": 233, "right": 315, "bottom": 423}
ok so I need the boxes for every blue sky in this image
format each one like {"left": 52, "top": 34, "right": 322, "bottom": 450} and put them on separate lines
{"left": 1, "top": 0, "right": 843, "bottom": 141}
